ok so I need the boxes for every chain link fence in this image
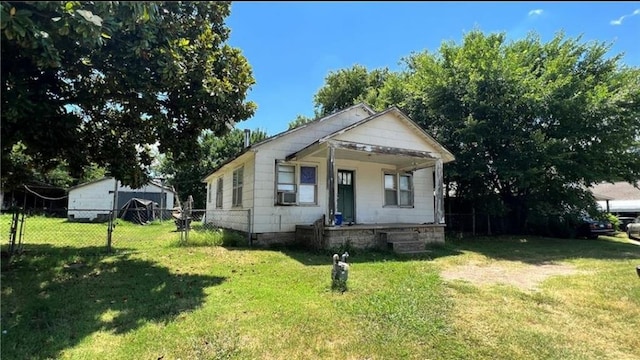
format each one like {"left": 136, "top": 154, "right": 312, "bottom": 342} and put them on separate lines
{"left": 1, "top": 209, "right": 113, "bottom": 255}
{"left": 445, "top": 212, "right": 506, "bottom": 236}
{"left": 1, "top": 206, "right": 218, "bottom": 258}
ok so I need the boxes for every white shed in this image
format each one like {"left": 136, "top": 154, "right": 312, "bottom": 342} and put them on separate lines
{"left": 67, "top": 177, "right": 176, "bottom": 221}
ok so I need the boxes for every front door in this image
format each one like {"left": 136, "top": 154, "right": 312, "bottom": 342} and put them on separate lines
{"left": 337, "top": 170, "right": 355, "bottom": 223}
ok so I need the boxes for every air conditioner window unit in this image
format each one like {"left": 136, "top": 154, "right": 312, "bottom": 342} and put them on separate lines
{"left": 278, "top": 191, "right": 296, "bottom": 204}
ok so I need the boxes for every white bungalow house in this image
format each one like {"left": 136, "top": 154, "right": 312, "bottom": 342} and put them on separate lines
{"left": 67, "top": 177, "right": 176, "bottom": 221}
{"left": 202, "top": 103, "right": 455, "bottom": 252}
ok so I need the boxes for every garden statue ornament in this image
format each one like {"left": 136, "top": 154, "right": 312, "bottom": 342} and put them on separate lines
{"left": 332, "top": 251, "right": 349, "bottom": 291}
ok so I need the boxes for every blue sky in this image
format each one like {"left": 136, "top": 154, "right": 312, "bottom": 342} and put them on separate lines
{"left": 226, "top": 2, "right": 640, "bottom": 136}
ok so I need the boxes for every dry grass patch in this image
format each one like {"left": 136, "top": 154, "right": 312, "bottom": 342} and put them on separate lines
{"left": 440, "top": 261, "right": 584, "bottom": 291}
{"left": 430, "top": 235, "right": 640, "bottom": 359}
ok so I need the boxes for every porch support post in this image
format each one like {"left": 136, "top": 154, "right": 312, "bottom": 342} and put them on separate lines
{"left": 327, "top": 145, "right": 336, "bottom": 226}
{"left": 435, "top": 158, "right": 444, "bottom": 224}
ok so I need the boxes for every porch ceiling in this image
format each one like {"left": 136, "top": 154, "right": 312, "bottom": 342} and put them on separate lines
{"left": 288, "top": 140, "right": 438, "bottom": 171}
{"left": 335, "top": 148, "right": 436, "bottom": 170}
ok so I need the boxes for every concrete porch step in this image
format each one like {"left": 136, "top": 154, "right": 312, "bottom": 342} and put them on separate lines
{"left": 389, "top": 240, "right": 426, "bottom": 254}
{"left": 379, "top": 231, "right": 426, "bottom": 254}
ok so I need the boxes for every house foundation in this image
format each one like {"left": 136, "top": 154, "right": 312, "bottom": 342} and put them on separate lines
{"left": 295, "top": 223, "right": 445, "bottom": 252}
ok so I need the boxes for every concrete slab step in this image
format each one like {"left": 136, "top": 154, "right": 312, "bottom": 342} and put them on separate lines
{"left": 397, "top": 250, "right": 429, "bottom": 255}
{"left": 390, "top": 240, "right": 426, "bottom": 254}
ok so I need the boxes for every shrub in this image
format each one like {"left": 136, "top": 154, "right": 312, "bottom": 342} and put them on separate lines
{"left": 606, "top": 213, "right": 621, "bottom": 231}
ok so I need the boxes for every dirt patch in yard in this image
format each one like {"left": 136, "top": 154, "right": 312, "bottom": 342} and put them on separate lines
{"left": 441, "top": 262, "right": 582, "bottom": 291}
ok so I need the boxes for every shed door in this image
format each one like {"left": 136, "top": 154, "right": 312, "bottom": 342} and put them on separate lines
{"left": 337, "top": 170, "right": 355, "bottom": 223}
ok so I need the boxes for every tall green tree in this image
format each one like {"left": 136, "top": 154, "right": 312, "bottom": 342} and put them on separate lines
{"left": 1, "top": 1, "right": 255, "bottom": 190}
{"left": 311, "top": 31, "right": 639, "bottom": 233}
{"left": 3, "top": 141, "right": 106, "bottom": 189}
{"left": 396, "top": 31, "right": 640, "bottom": 232}
{"left": 314, "top": 64, "right": 390, "bottom": 115}
{"left": 159, "top": 128, "right": 268, "bottom": 208}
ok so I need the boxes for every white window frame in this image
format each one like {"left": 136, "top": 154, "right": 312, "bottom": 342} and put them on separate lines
{"left": 275, "top": 162, "right": 318, "bottom": 206}
{"left": 383, "top": 171, "right": 414, "bottom": 207}
{"left": 299, "top": 165, "right": 317, "bottom": 205}
{"left": 232, "top": 167, "right": 243, "bottom": 207}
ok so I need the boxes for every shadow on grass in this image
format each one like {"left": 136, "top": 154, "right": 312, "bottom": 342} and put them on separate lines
{"left": 272, "top": 234, "right": 640, "bottom": 267}
{"left": 1, "top": 244, "right": 225, "bottom": 360}
{"left": 445, "top": 234, "right": 640, "bottom": 264}
{"left": 276, "top": 244, "right": 463, "bottom": 266}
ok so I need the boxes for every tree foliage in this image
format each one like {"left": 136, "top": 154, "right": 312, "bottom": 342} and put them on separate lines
{"left": 312, "top": 31, "right": 640, "bottom": 233}
{"left": 287, "top": 114, "right": 314, "bottom": 130}
{"left": 1, "top": 1, "right": 256, "bottom": 190}
{"left": 396, "top": 31, "right": 640, "bottom": 231}
{"left": 314, "top": 64, "right": 390, "bottom": 116}
{"left": 158, "top": 128, "right": 268, "bottom": 208}
{"left": 4, "top": 142, "right": 106, "bottom": 189}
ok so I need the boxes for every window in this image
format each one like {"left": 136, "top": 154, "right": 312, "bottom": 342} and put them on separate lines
{"left": 275, "top": 163, "right": 318, "bottom": 205}
{"left": 384, "top": 174, "right": 397, "bottom": 206}
{"left": 299, "top": 166, "right": 317, "bottom": 204}
{"left": 384, "top": 172, "right": 413, "bottom": 207}
{"left": 276, "top": 164, "right": 296, "bottom": 204}
{"left": 216, "top": 178, "right": 223, "bottom": 208}
{"left": 399, "top": 174, "right": 413, "bottom": 206}
{"left": 208, "top": 183, "right": 212, "bottom": 203}
{"left": 338, "top": 171, "right": 352, "bottom": 185}
{"left": 232, "top": 167, "right": 243, "bottom": 207}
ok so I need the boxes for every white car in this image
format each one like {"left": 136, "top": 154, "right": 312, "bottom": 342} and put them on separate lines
{"left": 627, "top": 217, "right": 640, "bottom": 240}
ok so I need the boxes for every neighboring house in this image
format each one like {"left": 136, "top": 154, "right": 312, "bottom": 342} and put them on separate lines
{"left": 67, "top": 177, "right": 176, "bottom": 221}
{"left": 590, "top": 181, "right": 640, "bottom": 216}
{"left": 202, "top": 103, "right": 455, "bottom": 252}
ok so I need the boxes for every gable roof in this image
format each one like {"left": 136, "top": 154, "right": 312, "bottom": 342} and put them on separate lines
{"left": 202, "top": 103, "right": 456, "bottom": 181}
{"left": 67, "top": 177, "right": 114, "bottom": 191}
{"left": 249, "top": 102, "right": 376, "bottom": 150}
{"left": 201, "top": 103, "right": 376, "bottom": 180}
{"left": 68, "top": 177, "right": 176, "bottom": 193}
{"left": 318, "top": 106, "right": 455, "bottom": 163}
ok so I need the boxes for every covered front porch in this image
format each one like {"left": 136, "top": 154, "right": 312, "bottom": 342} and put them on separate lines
{"left": 286, "top": 137, "right": 447, "bottom": 227}
{"left": 288, "top": 135, "right": 448, "bottom": 253}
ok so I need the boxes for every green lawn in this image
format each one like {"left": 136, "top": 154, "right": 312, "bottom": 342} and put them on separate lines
{"left": 1, "top": 216, "right": 639, "bottom": 359}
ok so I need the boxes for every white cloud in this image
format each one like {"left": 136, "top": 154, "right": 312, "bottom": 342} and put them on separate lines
{"left": 528, "top": 9, "right": 543, "bottom": 16}
{"left": 610, "top": 9, "right": 640, "bottom": 25}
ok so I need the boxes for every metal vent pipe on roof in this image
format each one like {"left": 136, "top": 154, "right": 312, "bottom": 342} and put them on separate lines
{"left": 244, "top": 129, "right": 251, "bottom": 148}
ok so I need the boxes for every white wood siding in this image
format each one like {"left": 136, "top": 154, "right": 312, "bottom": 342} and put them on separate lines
{"left": 68, "top": 179, "right": 117, "bottom": 220}
{"left": 251, "top": 153, "right": 327, "bottom": 233}
{"left": 257, "top": 106, "right": 371, "bottom": 156}
{"left": 205, "top": 155, "right": 255, "bottom": 232}
{"left": 334, "top": 112, "right": 439, "bottom": 153}
{"left": 339, "top": 160, "right": 435, "bottom": 224}
{"left": 249, "top": 156, "right": 435, "bottom": 233}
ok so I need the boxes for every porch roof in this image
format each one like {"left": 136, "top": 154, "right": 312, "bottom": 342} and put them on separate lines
{"left": 286, "top": 106, "right": 454, "bottom": 171}
{"left": 286, "top": 139, "right": 440, "bottom": 171}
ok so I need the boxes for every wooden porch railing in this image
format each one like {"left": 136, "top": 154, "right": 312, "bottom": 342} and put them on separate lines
{"left": 311, "top": 215, "right": 325, "bottom": 250}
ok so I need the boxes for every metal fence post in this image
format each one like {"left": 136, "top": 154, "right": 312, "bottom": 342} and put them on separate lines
{"left": 107, "top": 210, "right": 113, "bottom": 252}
